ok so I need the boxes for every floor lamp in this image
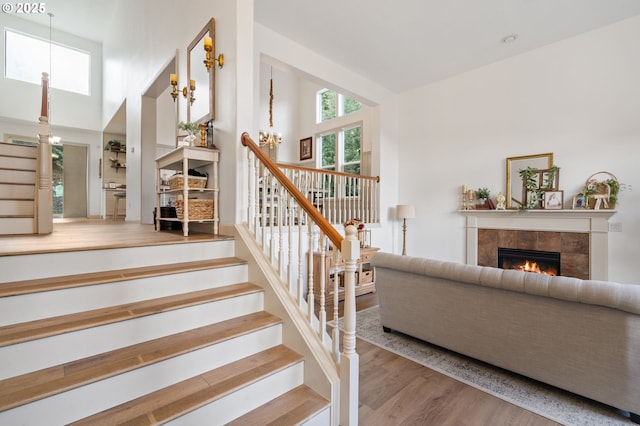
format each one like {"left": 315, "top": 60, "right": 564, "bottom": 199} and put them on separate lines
{"left": 396, "top": 204, "right": 415, "bottom": 256}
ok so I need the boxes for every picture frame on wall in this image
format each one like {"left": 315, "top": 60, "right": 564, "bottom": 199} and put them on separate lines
{"left": 300, "top": 137, "right": 312, "bottom": 160}
{"left": 544, "top": 190, "right": 563, "bottom": 210}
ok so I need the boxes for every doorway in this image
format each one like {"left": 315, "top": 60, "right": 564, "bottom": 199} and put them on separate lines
{"left": 52, "top": 144, "right": 88, "bottom": 218}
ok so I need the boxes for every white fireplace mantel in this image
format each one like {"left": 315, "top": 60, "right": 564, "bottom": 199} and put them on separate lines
{"left": 460, "top": 209, "right": 617, "bottom": 280}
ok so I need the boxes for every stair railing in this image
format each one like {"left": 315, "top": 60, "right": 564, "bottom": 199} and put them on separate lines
{"left": 272, "top": 163, "right": 380, "bottom": 226}
{"left": 241, "top": 132, "right": 359, "bottom": 425}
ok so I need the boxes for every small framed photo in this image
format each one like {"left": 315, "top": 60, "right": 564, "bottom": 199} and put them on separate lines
{"left": 543, "top": 190, "right": 563, "bottom": 210}
{"left": 572, "top": 193, "right": 586, "bottom": 209}
{"left": 300, "top": 137, "right": 312, "bottom": 160}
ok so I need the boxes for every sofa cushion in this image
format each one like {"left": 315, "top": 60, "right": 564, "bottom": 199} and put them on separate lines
{"left": 370, "top": 252, "right": 640, "bottom": 315}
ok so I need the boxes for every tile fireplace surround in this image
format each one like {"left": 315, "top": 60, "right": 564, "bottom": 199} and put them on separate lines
{"left": 460, "top": 210, "right": 617, "bottom": 280}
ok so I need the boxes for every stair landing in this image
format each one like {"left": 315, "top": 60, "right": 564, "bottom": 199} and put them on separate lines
{"left": 0, "top": 218, "right": 229, "bottom": 257}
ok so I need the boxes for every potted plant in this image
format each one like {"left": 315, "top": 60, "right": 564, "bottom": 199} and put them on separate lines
{"left": 178, "top": 121, "right": 200, "bottom": 146}
{"left": 475, "top": 187, "right": 491, "bottom": 209}
{"left": 104, "top": 140, "right": 121, "bottom": 151}
{"left": 583, "top": 172, "right": 628, "bottom": 209}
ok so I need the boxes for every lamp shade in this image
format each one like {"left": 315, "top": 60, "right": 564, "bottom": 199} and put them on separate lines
{"left": 396, "top": 204, "right": 415, "bottom": 219}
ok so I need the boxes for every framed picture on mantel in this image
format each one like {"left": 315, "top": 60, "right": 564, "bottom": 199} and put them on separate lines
{"left": 300, "top": 137, "right": 312, "bottom": 160}
{"left": 544, "top": 190, "right": 563, "bottom": 210}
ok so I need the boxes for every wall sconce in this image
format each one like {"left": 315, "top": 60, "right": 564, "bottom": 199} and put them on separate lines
{"left": 203, "top": 35, "right": 224, "bottom": 70}
{"left": 169, "top": 74, "right": 195, "bottom": 105}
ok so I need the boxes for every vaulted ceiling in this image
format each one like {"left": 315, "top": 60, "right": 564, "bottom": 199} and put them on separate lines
{"left": 14, "top": 0, "right": 640, "bottom": 93}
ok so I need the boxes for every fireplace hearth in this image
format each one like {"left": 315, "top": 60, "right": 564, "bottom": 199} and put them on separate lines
{"left": 498, "top": 247, "right": 561, "bottom": 276}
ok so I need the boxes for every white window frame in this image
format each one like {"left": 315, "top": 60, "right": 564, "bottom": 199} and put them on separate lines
{"left": 317, "top": 123, "right": 362, "bottom": 174}
{"left": 316, "top": 89, "right": 362, "bottom": 123}
{"left": 4, "top": 28, "right": 91, "bottom": 96}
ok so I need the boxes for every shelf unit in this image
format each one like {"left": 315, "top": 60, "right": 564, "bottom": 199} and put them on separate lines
{"left": 310, "top": 246, "right": 379, "bottom": 306}
{"left": 155, "top": 146, "right": 219, "bottom": 236}
{"left": 103, "top": 143, "right": 126, "bottom": 219}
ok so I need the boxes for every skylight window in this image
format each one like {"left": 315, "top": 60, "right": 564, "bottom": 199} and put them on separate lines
{"left": 4, "top": 29, "right": 90, "bottom": 96}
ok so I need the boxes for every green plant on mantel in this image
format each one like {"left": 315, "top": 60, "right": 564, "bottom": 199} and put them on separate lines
{"left": 517, "top": 165, "right": 560, "bottom": 210}
{"left": 584, "top": 174, "right": 629, "bottom": 206}
{"left": 475, "top": 187, "right": 491, "bottom": 200}
{"left": 540, "top": 165, "right": 559, "bottom": 190}
{"left": 519, "top": 166, "right": 540, "bottom": 209}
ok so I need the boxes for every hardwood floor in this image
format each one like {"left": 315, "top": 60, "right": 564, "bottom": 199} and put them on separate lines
{"left": 1, "top": 220, "right": 559, "bottom": 424}
{"left": 0, "top": 218, "right": 227, "bottom": 256}
{"left": 353, "top": 294, "right": 560, "bottom": 426}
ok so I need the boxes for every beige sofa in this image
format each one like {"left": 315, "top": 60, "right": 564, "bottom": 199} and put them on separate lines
{"left": 371, "top": 252, "right": 640, "bottom": 422}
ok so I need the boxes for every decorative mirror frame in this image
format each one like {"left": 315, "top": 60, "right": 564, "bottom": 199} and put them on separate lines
{"left": 187, "top": 18, "right": 216, "bottom": 123}
{"left": 506, "top": 152, "right": 553, "bottom": 209}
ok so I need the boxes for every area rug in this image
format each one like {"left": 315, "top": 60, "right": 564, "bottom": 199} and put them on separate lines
{"left": 340, "top": 306, "right": 631, "bottom": 426}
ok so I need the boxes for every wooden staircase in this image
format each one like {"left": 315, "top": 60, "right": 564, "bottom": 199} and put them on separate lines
{"left": 0, "top": 235, "right": 330, "bottom": 425}
{"left": 0, "top": 142, "right": 38, "bottom": 235}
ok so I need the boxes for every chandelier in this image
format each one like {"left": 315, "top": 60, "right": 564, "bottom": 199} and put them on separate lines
{"left": 259, "top": 68, "right": 282, "bottom": 147}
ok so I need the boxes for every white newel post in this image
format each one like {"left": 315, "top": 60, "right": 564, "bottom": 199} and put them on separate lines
{"left": 340, "top": 225, "right": 360, "bottom": 425}
{"left": 37, "top": 72, "right": 53, "bottom": 234}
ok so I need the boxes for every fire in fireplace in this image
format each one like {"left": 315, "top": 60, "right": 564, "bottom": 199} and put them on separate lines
{"left": 498, "top": 248, "right": 561, "bottom": 276}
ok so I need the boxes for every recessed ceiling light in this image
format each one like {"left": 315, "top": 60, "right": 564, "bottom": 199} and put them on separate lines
{"left": 502, "top": 34, "right": 518, "bottom": 43}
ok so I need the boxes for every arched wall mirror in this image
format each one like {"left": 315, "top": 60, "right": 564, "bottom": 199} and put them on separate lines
{"left": 187, "top": 18, "right": 217, "bottom": 123}
{"left": 506, "top": 152, "right": 553, "bottom": 209}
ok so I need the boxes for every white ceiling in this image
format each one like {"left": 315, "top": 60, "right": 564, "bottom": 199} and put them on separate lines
{"left": 255, "top": 0, "right": 640, "bottom": 92}
{"left": 15, "top": 0, "right": 640, "bottom": 93}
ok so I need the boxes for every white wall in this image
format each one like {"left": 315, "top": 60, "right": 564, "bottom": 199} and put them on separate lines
{"left": 0, "top": 13, "right": 104, "bottom": 217}
{"left": 254, "top": 24, "right": 399, "bottom": 253}
{"left": 397, "top": 15, "right": 640, "bottom": 283}
{"left": 0, "top": 13, "right": 103, "bottom": 130}
{"left": 102, "top": 0, "right": 242, "bottom": 223}
{"left": 258, "top": 62, "right": 299, "bottom": 163}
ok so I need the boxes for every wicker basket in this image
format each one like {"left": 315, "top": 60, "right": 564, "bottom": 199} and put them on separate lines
{"left": 168, "top": 174, "right": 207, "bottom": 190}
{"left": 175, "top": 199, "right": 214, "bottom": 220}
{"left": 584, "top": 171, "right": 618, "bottom": 209}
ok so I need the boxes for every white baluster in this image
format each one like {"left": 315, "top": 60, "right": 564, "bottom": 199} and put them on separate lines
{"left": 318, "top": 234, "right": 327, "bottom": 343}
{"left": 340, "top": 225, "right": 360, "bottom": 426}
{"left": 307, "top": 220, "right": 315, "bottom": 320}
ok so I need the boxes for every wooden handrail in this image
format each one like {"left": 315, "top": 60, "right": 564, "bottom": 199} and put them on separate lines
{"left": 275, "top": 162, "right": 380, "bottom": 183}
{"left": 241, "top": 132, "right": 344, "bottom": 248}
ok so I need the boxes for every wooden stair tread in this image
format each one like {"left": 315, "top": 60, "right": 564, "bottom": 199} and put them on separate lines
{"left": 0, "top": 310, "right": 282, "bottom": 412}
{"left": 227, "top": 384, "right": 330, "bottom": 426}
{"left": 0, "top": 257, "right": 247, "bottom": 298}
{"left": 0, "top": 282, "right": 262, "bottom": 347}
{"left": 69, "top": 345, "right": 304, "bottom": 425}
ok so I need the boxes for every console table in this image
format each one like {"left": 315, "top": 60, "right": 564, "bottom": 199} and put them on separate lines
{"left": 310, "top": 246, "right": 379, "bottom": 306}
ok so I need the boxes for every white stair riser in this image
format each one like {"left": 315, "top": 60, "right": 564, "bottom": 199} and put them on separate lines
{"left": 0, "top": 240, "right": 236, "bottom": 283}
{"left": 0, "top": 143, "right": 37, "bottom": 158}
{"left": 0, "top": 265, "right": 248, "bottom": 326}
{"left": 0, "top": 156, "right": 36, "bottom": 171}
{"left": 170, "top": 362, "right": 305, "bottom": 426}
{"left": 0, "top": 217, "right": 34, "bottom": 235}
{"left": 0, "top": 292, "right": 265, "bottom": 380}
{"left": 303, "top": 407, "right": 332, "bottom": 426}
{"left": 0, "top": 183, "right": 34, "bottom": 199}
{"left": 0, "top": 169, "right": 35, "bottom": 184}
{"left": 0, "top": 325, "right": 285, "bottom": 426}
{"left": 0, "top": 199, "right": 33, "bottom": 215}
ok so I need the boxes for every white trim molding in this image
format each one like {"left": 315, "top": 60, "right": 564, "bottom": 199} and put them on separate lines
{"left": 460, "top": 210, "right": 617, "bottom": 281}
